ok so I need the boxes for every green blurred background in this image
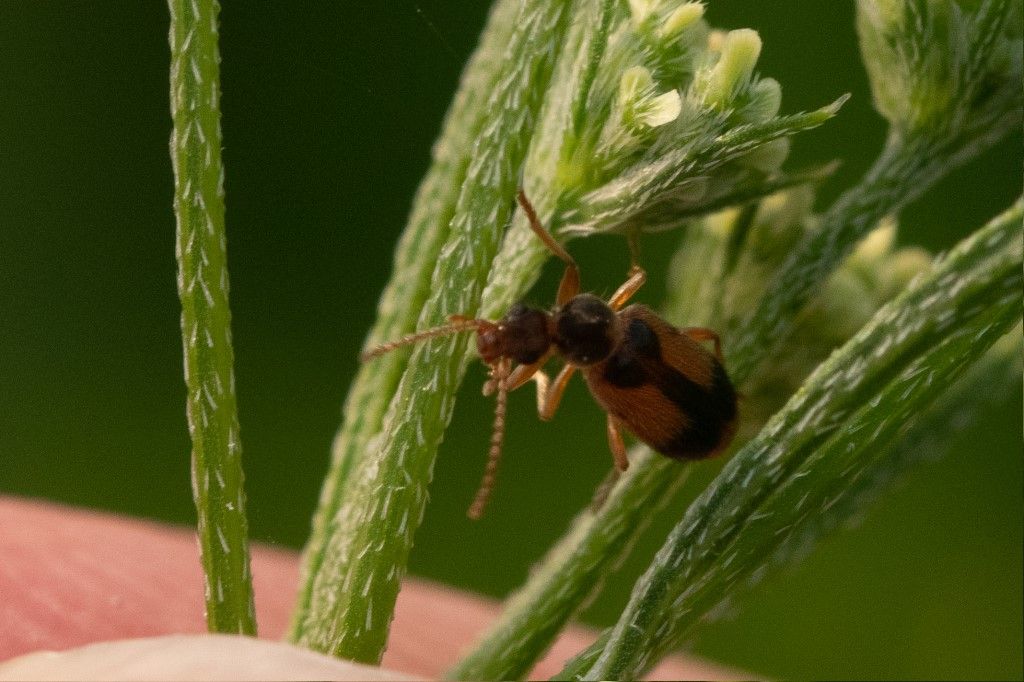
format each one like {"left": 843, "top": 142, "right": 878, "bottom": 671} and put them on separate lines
{"left": 1, "top": 2, "right": 1020, "bottom": 679}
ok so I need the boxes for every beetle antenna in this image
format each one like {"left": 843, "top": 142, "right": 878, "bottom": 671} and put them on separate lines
{"left": 360, "top": 318, "right": 485, "bottom": 361}
{"left": 467, "top": 359, "right": 510, "bottom": 519}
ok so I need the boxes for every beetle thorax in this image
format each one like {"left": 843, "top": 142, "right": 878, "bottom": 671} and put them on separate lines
{"left": 553, "top": 294, "right": 622, "bottom": 366}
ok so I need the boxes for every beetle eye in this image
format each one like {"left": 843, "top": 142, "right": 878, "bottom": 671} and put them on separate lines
{"left": 476, "top": 328, "right": 501, "bottom": 363}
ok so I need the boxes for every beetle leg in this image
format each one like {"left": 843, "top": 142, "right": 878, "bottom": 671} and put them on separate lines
{"left": 531, "top": 370, "right": 550, "bottom": 416}
{"left": 589, "top": 466, "right": 622, "bottom": 512}
{"left": 607, "top": 267, "right": 647, "bottom": 311}
{"left": 517, "top": 189, "right": 580, "bottom": 306}
{"left": 606, "top": 415, "right": 630, "bottom": 471}
{"left": 555, "top": 263, "right": 582, "bottom": 307}
{"left": 627, "top": 229, "right": 642, "bottom": 271}
{"left": 504, "top": 349, "right": 554, "bottom": 393}
{"left": 540, "top": 364, "right": 576, "bottom": 421}
{"left": 682, "top": 327, "right": 723, "bottom": 360}
{"left": 482, "top": 356, "right": 508, "bottom": 396}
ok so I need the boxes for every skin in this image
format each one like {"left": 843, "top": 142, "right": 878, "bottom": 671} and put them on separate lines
{"left": 0, "top": 496, "right": 738, "bottom": 680}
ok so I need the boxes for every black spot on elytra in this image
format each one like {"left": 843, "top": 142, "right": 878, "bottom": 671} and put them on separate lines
{"left": 600, "top": 316, "right": 738, "bottom": 458}
{"left": 626, "top": 318, "right": 661, "bottom": 358}
{"left": 602, "top": 319, "right": 660, "bottom": 387}
{"left": 660, "top": 360, "right": 737, "bottom": 458}
{"left": 603, "top": 351, "right": 646, "bottom": 387}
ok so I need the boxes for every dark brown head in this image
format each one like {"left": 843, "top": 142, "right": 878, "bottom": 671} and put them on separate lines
{"left": 553, "top": 294, "right": 623, "bottom": 366}
{"left": 476, "top": 303, "right": 552, "bottom": 365}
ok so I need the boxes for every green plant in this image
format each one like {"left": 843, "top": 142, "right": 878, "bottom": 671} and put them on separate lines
{"left": 560, "top": 199, "right": 1022, "bottom": 680}
{"left": 171, "top": 0, "right": 1021, "bottom": 677}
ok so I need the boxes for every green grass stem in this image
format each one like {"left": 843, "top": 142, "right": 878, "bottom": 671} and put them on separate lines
{"left": 291, "top": 0, "right": 573, "bottom": 662}
{"left": 168, "top": 0, "right": 255, "bottom": 635}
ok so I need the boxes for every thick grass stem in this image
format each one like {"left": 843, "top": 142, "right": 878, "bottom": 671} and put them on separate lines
{"left": 445, "top": 451, "right": 686, "bottom": 680}
{"left": 731, "top": 132, "right": 957, "bottom": 383}
{"left": 289, "top": 0, "right": 528, "bottom": 638}
{"left": 291, "top": 0, "right": 572, "bottom": 662}
{"left": 168, "top": 0, "right": 256, "bottom": 635}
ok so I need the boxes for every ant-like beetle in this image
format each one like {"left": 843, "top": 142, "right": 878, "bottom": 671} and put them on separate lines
{"left": 363, "top": 190, "right": 738, "bottom": 518}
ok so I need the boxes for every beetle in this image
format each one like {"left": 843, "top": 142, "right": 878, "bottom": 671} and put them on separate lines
{"left": 362, "top": 190, "right": 738, "bottom": 518}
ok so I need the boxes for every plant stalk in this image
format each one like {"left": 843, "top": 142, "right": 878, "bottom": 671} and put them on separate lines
{"left": 168, "top": 0, "right": 255, "bottom": 635}
{"left": 729, "top": 131, "right": 940, "bottom": 383}
{"left": 289, "top": 0, "right": 527, "bottom": 639}
{"left": 291, "top": 0, "right": 573, "bottom": 661}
